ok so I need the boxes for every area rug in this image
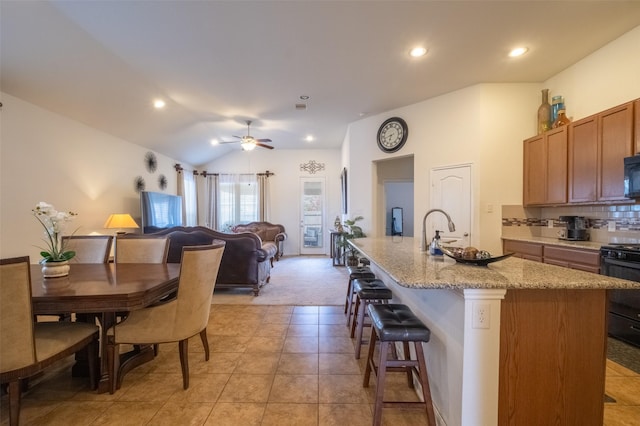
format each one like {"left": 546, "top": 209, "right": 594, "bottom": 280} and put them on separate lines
{"left": 211, "top": 255, "right": 349, "bottom": 305}
{"left": 607, "top": 337, "right": 640, "bottom": 374}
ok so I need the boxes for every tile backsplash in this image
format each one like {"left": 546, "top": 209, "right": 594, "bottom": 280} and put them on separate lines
{"left": 502, "top": 204, "right": 640, "bottom": 245}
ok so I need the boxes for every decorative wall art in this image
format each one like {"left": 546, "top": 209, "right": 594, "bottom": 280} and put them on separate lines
{"left": 134, "top": 176, "right": 146, "bottom": 193}
{"left": 158, "top": 174, "right": 167, "bottom": 190}
{"left": 300, "top": 160, "right": 325, "bottom": 174}
{"left": 145, "top": 151, "right": 158, "bottom": 173}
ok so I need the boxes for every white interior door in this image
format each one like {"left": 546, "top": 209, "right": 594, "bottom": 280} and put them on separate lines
{"left": 300, "top": 177, "right": 325, "bottom": 255}
{"left": 429, "top": 164, "right": 472, "bottom": 248}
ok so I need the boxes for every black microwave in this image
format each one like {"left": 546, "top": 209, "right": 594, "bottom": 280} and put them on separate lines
{"left": 624, "top": 155, "right": 640, "bottom": 198}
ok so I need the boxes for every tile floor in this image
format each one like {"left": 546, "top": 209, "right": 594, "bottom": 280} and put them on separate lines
{"left": 2, "top": 304, "right": 639, "bottom": 425}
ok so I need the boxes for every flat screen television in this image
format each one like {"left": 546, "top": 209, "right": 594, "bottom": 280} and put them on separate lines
{"left": 140, "top": 191, "right": 183, "bottom": 234}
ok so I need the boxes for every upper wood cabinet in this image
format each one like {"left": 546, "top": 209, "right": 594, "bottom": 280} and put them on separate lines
{"left": 565, "top": 101, "right": 635, "bottom": 204}
{"left": 523, "top": 127, "right": 567, "bottom": 206}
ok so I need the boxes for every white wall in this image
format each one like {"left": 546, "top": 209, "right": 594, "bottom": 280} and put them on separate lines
{"left": 0, "top": 93, "right": 186, "bottom": 261}
{"left": 200, "top": 148, "right": 342, "bottom": 256}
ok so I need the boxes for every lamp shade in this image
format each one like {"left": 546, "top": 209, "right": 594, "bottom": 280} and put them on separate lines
{"left": 104, "top": 213, "right": 139, "bottom": 229}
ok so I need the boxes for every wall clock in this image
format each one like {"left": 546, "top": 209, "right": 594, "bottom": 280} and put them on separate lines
{"left": 145, "top": 151, "right": 157, "bottom": 173}
{"left": 377, "top": 117, "right": 408, "bottom": 153}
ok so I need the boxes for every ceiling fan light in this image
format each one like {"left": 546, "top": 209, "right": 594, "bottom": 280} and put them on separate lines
{"left": 241, "top": 141, "right": 257, "bottom": 151}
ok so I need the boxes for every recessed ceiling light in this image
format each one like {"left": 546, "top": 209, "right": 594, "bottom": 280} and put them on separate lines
{"left": 305, "top": 135, "right": 314, "bottom": 142}
{"left": 508, "top": 47, "right": 528, "bottom": 57}
{"left": 409, "top": 47, "right": 427, "bottom": 58}
{"left": 153, "top": 99, "right": 166, "bottom": 109}
{"left": 300, "top": 95, "right": 310, "bottom": 100}
{"left": 210, "top": 139, "right": 219, "bottom": 145}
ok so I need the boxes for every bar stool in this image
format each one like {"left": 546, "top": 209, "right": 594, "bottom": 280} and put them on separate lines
{"left": 363, "top": 304, "right": 436, "bottom": 426}
{"left": 350, "top": 278, "right": 392, "bottom": 359}
{"left": 344, "top": 265, "right": 375, "bottom": 324}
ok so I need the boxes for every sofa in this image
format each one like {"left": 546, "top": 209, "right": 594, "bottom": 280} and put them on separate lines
{"left": 149, "top": 226, "right": 270, "bottom": 296}
{"left": 231, "top": 221, "right": 287, "bottom": 266}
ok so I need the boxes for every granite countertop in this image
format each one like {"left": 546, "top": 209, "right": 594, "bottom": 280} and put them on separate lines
{"left": 500, "top": 235, "right": 604, "bottom": 251}
{"left": 351, "top": 237, "right": 639, "bottom": 290}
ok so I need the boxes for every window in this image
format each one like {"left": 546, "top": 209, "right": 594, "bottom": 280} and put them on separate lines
{"left": 217, "top": 174, "right": 258, "bottom": 231}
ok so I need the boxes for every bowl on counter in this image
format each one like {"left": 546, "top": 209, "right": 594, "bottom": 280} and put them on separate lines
{"left": 441, "top": 246, "right": 514, "bottom": 266}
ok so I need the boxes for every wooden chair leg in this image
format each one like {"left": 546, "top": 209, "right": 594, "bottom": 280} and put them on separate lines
{"left": 354, "top": 299, "right": 368, "bottom": 359}
{"left": 373, "top": 341, "right": 390, "bottom": 426}
{"left": 344, "top": 278, "right": 352, "bottom": 314}
{"left": 200, "top": 328, "right": 210, "bottom": 361}
{"left": 178, "top": 339, "right": 190, "bottom": 390}
{"left": 350, "top": 295, "right": 360, "bottom": 338}
{"left": 8, "top": 380, "right": 21, "bottom": 426}
{"left": 87, "top": 337, "right": 99, "bottom": 390}
{"left": 415, "top": 341, "right": 437, "bottom": 426}
{"left": 363, "top": 326, "right": 378, "bottom": 387}
{"left": 403, "top": 341, "right": 413, "bottom": 388}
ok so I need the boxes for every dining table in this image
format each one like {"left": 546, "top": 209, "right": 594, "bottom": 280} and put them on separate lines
{"left": 31, "top": 262, "right": 181, "bottom": 393}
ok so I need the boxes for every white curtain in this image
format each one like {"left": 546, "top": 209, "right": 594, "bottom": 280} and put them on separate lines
{"left": 204, "top": 174, "right": 219, "bottom": 229}
{"left": 257, "top": 173, "right": 270, "bottom": 221}
{"left": 177, "top": 168, "right": 198, "bottom": 226}
{"left": 216, "top": 174, "right": 258, "bottom": 231}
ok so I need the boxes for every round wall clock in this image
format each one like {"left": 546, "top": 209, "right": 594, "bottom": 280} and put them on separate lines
{"left": 377, "top": 117, "right": 408, "bottom": 153}
{"left": 145, "top": 152, "right": 157, "bottom": 173}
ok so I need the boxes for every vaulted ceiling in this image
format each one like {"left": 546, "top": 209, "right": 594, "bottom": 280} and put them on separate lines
{"left": 2, "top": 1, "right": 639, "bottom": 166}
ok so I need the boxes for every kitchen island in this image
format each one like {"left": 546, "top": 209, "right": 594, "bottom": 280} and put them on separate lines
{"left": 350, "top": 237, "right": 638, "bottom": 426}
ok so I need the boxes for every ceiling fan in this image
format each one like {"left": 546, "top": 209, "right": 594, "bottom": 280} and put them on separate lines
{"left": 219, "top": 120, "right": 274, "bottom": 151}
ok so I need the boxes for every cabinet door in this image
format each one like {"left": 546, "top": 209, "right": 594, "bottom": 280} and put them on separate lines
{"left": 598, "top": 102, "right": 634, "bottom": 201}
{"left": 568, "top": 115, "right": 598, "bottom": 203}
{"left": 523, "top": 135, "right": 546, "bottom": 205}
{"left": 503, "top": 239, "right": 543, "bottom": 262}
{"left": 546, "top": 127, "right": 568, "bottom": 204}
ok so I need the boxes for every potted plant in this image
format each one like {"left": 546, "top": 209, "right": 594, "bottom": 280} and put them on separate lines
{"left": 338, "top": 216, "right": 365, "bottom": 266}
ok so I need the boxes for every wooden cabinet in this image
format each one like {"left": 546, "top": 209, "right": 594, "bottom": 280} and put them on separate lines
{"left": 543, "top": 245, "right": 600, "bottom": 274}
{"left": 523, "top": 126, "right": 567, "bottom": 206}
{"left": 503, "top": 239, "right": 600, "bottom": 274}
{"left": 568, "top": 102, "right": 634, "bottom": 203}
{"left": 503, "top": 239, "right": 543, "bottom": 262}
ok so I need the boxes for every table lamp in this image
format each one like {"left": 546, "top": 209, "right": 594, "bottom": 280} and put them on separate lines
{"left": 104, "top": 213, "right": 139, "bottom": 235}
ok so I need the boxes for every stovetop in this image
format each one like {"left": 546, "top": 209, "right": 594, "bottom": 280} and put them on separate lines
{"left": 601, "top": 243, "right": 640, "bottom": 252}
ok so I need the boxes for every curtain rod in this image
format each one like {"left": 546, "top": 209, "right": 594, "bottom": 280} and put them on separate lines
{"left": 174, "top": 164, "right": 200, "bottom": 176}
{"left": 199, "top": 170, "right": 274, "bottom": 177}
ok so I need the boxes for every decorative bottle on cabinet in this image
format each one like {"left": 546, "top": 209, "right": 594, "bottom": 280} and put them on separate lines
{"left": 552, "top": 109, "right": 571, "bottom": 128}
{"left": 551, "top": 95, "right": 564, "bottom": 123}
{"left": 537, "top": 89, "right": 551, "bottom": 134}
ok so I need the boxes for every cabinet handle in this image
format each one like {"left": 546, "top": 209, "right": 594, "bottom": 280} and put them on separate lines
{"left": 631, "top": 325, "right": 640, "bottom": 333}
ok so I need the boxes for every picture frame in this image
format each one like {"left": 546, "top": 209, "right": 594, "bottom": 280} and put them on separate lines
{"left": 341, "top": 167, "right": 347, "bottom": 214}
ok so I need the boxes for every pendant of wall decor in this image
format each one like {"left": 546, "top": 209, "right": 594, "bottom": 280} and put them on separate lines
{"left": 134, "top": 176, "right": 146, "bottom": 193}
{"left": 158, "top": 174, "right": 167, "bottom": 190}
{"left": 145, "top": 151, "right": 157, "bottom": 173}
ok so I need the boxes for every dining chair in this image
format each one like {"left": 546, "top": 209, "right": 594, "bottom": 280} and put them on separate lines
{"left": 62, "top": 235, "right": 113, "bottom": 263}
{"left": 106, "top": 242, "right": 225, "bottom": 392}
{"left": 114, "top": 234, "right": 170, "bottom": 263}
{"left": 0, "top": 256, "right": 100, "bottom": 426}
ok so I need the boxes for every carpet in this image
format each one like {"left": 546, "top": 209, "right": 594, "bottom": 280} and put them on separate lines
{"left": 211, "top": 255, "right": 349, "bottom": 305}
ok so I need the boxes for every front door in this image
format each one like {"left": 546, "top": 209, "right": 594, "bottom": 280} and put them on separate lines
{"left": 429, "top": 164, "right": 472, "bottom": 248}
{"left": 300, "top": 177, "right": 325, "bottom": 255}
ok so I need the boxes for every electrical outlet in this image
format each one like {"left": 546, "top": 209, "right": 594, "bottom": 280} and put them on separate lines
{"left": 547, "top": 219, "right": 554, "bottom": 228}
{"left": 472, "top": 302, "right": 490, "bottom": 329}
{"left": 608, "top": 221, "right": 616, "bottom": 232}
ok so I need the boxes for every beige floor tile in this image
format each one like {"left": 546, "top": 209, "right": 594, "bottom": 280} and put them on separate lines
{"left": 204, "top": 402, "right": 266, "bottom": 426}
{"left": 234, "top": 352, "right": 281, "bottom": 374}
{"left": 319, "top": 324, "right": 351, "bottom": 338}
{"left": 379, "top": 407, "right": 431, "bottom": 426}
{"left": 265, "top": 305, "right": 295, "bottom": 315}
{"left": 261, "top": 402, "right": 318, "bottom": 426}
{"left": 319, "top": 306, "right": 344, "bottom": 314}
{"left": 90, "top": 401, "right": 166, "bottom": 425}
{"left": 167, "top": 373, "right": 231, "bottom": 403}
{"left": 209, "top": 335, "right": 252, "bottom": 353}
{"left": 604, "top": 405, "right": 640, "bottom": 426}
{"left": 318, "top": 403, "right": 373, "bottom": 426}
{"left": 258, "top": 322, "right": 290, "bottom": 337}
{"left": 291, "top": 313, "right": 319, "bottom": 325}
{"left": 605, "top": 376, "right": 640, "bottom": 405}
{"left": 262, "top": 313, "right": 293, "bottom": 324}
{"left": 319, "top": 353, "right": 362, "bottom": 375}
{"left": 148, "top": 400, "right": 215, "bottom": 425}
{"left": 294, "top": 306, "right": 319, "bottom": 314}
{"left": 319, "top": 313, "right": 345, "bottom": 325}
{"left": 268, "top": 375, "right": 318, "bottom": 403}
{"left": 319, "top": 375, "right": 370, "bottom": 404}
{"left": 116, "top": 373, "right": 182, "bottom": 402}
{"left": 201, "top": 351, "right": 241, "bottom": 374}
{"left": 30, "top": 400, "right": 110, "bottom": 425}
{"left": 244, "top": 335, "right": 286, "bottom": 353}
{"left": 277, "top": 353, "right": 319, "bottom": 375}
{"left": 0, "top": 399, "right": 62, "bottom": 426}
{"left": 283, "top": 336, "right": 319, "bottom": 353}
{"left": 287, "top": 323, "right": 319, "bottom": 336}
{"left": 319, "top": 336, "right": 356, "bottom": 354}
{"left": 607, "top": 359, "right": 639, "bottom": 377}
{"left": 217, "top": 374, "right": 274, "bottom": 403}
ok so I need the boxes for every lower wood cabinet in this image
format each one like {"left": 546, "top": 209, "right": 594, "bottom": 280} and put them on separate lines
{"left": 502, "top": 239, "right": 600, "bottom": 274}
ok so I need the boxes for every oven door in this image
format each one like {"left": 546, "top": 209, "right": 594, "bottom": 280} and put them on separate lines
{"left": 601, "top": 257, "right": 640, "bottom": 282}
{"left": 602, "top": 256, "right": 640, "bottom": 347}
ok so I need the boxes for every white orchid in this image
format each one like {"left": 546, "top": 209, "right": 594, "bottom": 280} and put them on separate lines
{"left": 32, "top": 201, "right": 78, "bottom": 263}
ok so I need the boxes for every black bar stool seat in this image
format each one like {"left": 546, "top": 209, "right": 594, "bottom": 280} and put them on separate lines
{"left": 344, "top": 266, "right": 376, "bottom": 320}
{"left": 363, "top": 304, "right": 436, "bottom": 426}
{"left": 351, "top": 278, "right": 392, "bottom": 359}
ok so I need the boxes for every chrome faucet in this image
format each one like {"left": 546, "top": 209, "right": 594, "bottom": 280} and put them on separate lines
{"left": 421, "top": 209, "right": 456, "bottom": 251}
